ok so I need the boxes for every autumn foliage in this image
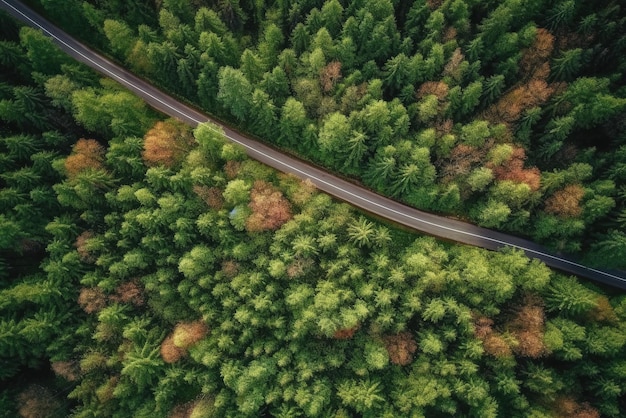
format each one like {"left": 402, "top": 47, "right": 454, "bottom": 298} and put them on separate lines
{"left": 320, "top": 61, "right": 342, "bottom": 93}
{"left": 485, "top": 29, "right": 556, "bottom": 125}
{"left": 160, "top": 336, "right": 184, "bottom": 364}
{"left": 78, "top": 287, "right": 107, "bottom": 314}
{"left": 109, "top": 279, "right": 145, "bottom": 306}
{"left": 168, "top": 402, "right": 194, "bottom": 418}
{"left": 221, "top": 260, "right": 239, "bottom": 278}
{"left": 589, "top": 295, "right": 618, "bottom": 323}
{"left": 441, "top": 144, "right": 484, "bottom": 182}
{"left": 332, "top": 325, "right": 359, "bottom": 340}
{"left": 75, "top": 230, "right": 96, "bottom": 263}
{"left": 193, "top": 185, "right": 224, "bottom": 209}
{"left": 51, "top": 361, "right": 80, "bottom": 382}
{"left": 418, "top": 81, "right": 449, "bottom": 101}
{"left": 383, "top": 332, "right": 418, "bottom": 365}
{"left": 553, "top": 396, "right": 600, "bottom": 418}
{"left": 490, "top": 147, "right": 541, "bottom": 191}
{"left": 473, "top": 316, "right": 513, "bottom": 358}
{"left": 161, "top": 321, "right": 209, "bottom": 363}
{"left": 286, "top": 257, "right": 314, "bottom": 279}
{"left": 509, "top": 298, "right": 547, "bottom": 358}
{"left": 520, "top": 29, "right": 555, "bottom": 78}
{"left": 142, "top": 120, "right": 194, "bottom": 168}
{"left": 64, "top": 139, "right": 106, "bottom": 179}
{"left": 246, "top": 180, "right": 292, "bottom": 232}
{"left": 173, "top": 321, "right": 209, "bottom": 348}
{"left": 224, "top": 160, "right": 241, "bottom": 179}
{"left": 544, "top": 184, "right": 585, "bottom": 218}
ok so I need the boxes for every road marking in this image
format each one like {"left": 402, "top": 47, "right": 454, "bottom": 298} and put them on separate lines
{"left": 4, "top": 0, "right": 624, "bottom": 285}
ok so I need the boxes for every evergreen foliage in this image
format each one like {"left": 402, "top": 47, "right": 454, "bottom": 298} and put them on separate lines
{"left": 2, "top": 2, "right": 626, "bottom": 417}
{"left": 26, "top": 0, "right": 625, "bottom": 261}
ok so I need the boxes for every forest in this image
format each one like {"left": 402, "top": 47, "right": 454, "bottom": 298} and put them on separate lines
{"left": 17, "top": 0, "right": 626, "bottom": 264}
{"left": 0, "top": 0, "right": 625, "bottom": 417}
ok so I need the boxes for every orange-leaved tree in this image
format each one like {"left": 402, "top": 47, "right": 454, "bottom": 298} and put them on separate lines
{"left": 544, "top": 184, "right": 585, "bottom": 218}
{"left": 246, "top": 180, "right": 292, "bottom": 232}
{"left": 490, "top": 147, "right": 541, "bottom": 191}
{"left": 142, "top": 119, "right": 195, "bottom": 168}
{"left": 64, "top": 138, "right": 106, "bottom": 179}
{"left": 160, "top": 320, "right": 209, "bottom": 363}
{"left": 509, "top": 296, "right": 547, "bottom": 358}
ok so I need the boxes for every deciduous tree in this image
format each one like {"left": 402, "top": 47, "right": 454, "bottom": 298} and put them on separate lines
{"left": 142, "top": 120, "right": 194, "bottom": 168}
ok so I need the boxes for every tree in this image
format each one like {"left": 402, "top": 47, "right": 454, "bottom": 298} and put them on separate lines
{"left": 545, "top": 275, "right": 598, "bottom": 317}
{"left": 383, "top": 332, "right": 417, "bottom": 366}
{"left": 217, "top": 66, "right": 253, "bottom": 121}
{"left": 248, "top": 89, "right": 277, "bottom": 138}
{"left": 391, "top": 147, "right": 436, "bottom": 198}
{"left": 121, "top": 335, "right": 165, "bottom": 392}
{"left": 217, "top": 0, "right": 247, "bottom": 32}
{"left": 460, "top": 120, "right": 491, "bottom": 147}
{"left": 64, "top": 139, "right": 106, "bottom": 180}
{"left": 467, "top": 167, "right": 494, "bottom": 192}
{"left": 279, "top": 98, "right": 309, "bottom": 150}
{"left": 347, "top": 216, "right": 375, "bottom": 248}
{"left": 340, "top": 131, "right": 368, "bottom": 174}
{"left": 547, "top": 0, "right": 576, "bottom": 30}
{"left": 320, "top": 0, "right": 344, "bottom": 37}
{"left": 239, "top": 49, "right": 264, "bottom": 84}
{"left": 544, "top": 184, "right": 585, "bottom": 218}
{"left": 19, "top": 27, "right": 72, "bottom": 75}
{"left": 551, "top": 48, "right": 583, "bottom": 81}
{"left": 223, "top": 179, "right": 251, "bottom": 207}
{"left": 246, "top": 181, "right": 292, "bottom": 233}
{"left": 142, "top": 120, "right": 195, "bottom": 168}
{"left": 320, "top": 61, "right": 342, "bottom": 93}
{"left": 103, "top": 19, "right": 135, "bottom": 59}
{"left": 258, "top": 24, "right": 284, "bottom": 69}
{"left": 290, "top": 23, "right": 310, "bottom": 55}
{"left": 177, "top": 54, "right": 199, "bottom": 99}
{"left": 490, "top": 147, "right": 541, "bottom": 192}
{"left": 318, "top": 112, "right": 350, "bottom": 167}
{"left": 337, "top": 378, "right": 384, "bottom": 414}
{"left": 194, "top": 8, "right": 228, "bottom": 36}
{"left": 365, "top": 147, "right": 396, "bottom": 190}
{"left": 260, "top": 66, "right": 290, "bottom": 108}
{"left": 477, "top": 200, "right": 511, "bottom": 228}
{"left": 147, "top": 41, "right": 181, "bottom": 86}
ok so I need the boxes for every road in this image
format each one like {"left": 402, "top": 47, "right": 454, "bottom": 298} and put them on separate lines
{"left": 2, "top": 0, "right": 625, "bottom": 290}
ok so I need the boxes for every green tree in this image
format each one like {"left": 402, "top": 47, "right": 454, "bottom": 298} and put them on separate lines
{"left": 239, "top": 48, "right": 265, "bottom": 84}
{"left": 477, "top": 200, "right": 511, "bottom": 228}
{"left": 19, "top": 27, "right": 72, "bottom": 75}
{"left": 103, "top": 19, "right": 135, "bottom": 59}
{"left": 249, "top": 89, "right": 277, "bottom": 138}
{"left": 318, "top": 112, "right": 350, "bottom": 167}
{"left": 544, "top": 275, "right": 598, "bottom": 316}
{"left": 279, "top": 98, "right": 310, "bottom": 150}
{"left": 337, "top": 378, "right": 384, "bottom": 414}
{"left": 347, "top": 217, "right": 375, "bottom": 248}
{"left": 217, "top": 66, "right": 253, "bottom": 121}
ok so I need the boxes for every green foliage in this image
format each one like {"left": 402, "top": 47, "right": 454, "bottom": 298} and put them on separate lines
{"left": 4, "top": 2, "right": 626, "bottom": 417}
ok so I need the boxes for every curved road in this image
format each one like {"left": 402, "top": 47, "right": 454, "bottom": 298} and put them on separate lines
{"left": 2, "top": 0, "right": 625, "bottom": 290}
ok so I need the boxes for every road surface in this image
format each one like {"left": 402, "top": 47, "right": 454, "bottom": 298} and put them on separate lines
{"left": 2, "top": 0, "right": 625, "bottom": 290}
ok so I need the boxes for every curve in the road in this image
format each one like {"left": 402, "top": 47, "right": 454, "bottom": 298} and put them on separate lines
{"left": 2, "top": 0, "right": 625, "bottom": 290}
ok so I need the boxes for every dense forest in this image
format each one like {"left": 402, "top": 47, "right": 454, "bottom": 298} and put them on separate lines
{"left": 1, "top": 1, "right": 626, "bottom": 417}
{"left": 19, "top": 0, "right": 626, "bottom": 264}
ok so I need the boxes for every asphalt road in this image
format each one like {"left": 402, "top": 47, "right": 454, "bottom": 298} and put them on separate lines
{"left": 2, "top": 0, "right": 626, "bottom": 290}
